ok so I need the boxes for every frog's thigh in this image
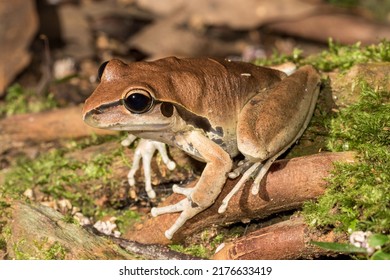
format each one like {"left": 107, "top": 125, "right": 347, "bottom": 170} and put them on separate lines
{"left": 237, "top": 65, "right": 320, "bottom": 161}
{"left": 182, "top": 131, "right": 233, "bottom": 207}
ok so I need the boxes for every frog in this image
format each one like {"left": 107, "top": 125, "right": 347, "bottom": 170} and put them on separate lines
{"left": 82, "top": 57, "right": 321, "bottom": 240}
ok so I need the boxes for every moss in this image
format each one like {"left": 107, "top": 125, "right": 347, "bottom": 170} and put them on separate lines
{"left": 0, "top": 143, "right": 124, "bottom": 220}
{"left": 305, "top": 39, "right": 390, "bottom": 72}
{"left": 169, "top": 230, "right": 229, "bottom": 259}
{"left": 0, "top": 237, "right": 6, "bottom": 251}
{"left": 41, "top": 241, "right": 68, "bottom": 260}
{"left": 115, "top": 210, "right": 141, "bottom": 232}
{"left": 303, "top": 83, "right": 390, "bottom": 234}
{"left": 255, "top": 39, "right": 390, "bottom": 72}
{"left": 12, "top": 237, "right": 68, "bottom": 260}
{"left": 169, "top": 244, "right": 209, "bottom": 259}
{"left": 0, "top": 84, "right": 58, "bottom": 117}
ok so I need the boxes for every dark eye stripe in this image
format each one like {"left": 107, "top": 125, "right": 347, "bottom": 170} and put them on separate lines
{"left": 94, "top": 100, "right": 122, "bottom": 113}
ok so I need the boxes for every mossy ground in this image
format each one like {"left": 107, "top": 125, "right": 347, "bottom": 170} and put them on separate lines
{"left": 302, "top": 84, "right": 389, "bottom": 233}
{"left": 0, "top": 135, "right": 141, "bottom": 250}
{"left": 301, "top": 83, "right": 390, "bottom": 259}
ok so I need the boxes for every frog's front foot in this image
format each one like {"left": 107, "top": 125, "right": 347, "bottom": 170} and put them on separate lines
{"left": 151, "top": 184, "right": 203, "bottom": 239}
{"left": 122, "top": 135, "right": 176, "bottom": 199}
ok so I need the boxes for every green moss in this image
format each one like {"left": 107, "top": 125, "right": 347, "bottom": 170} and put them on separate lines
{"left": 42, "top": 241, "right": 67, "bottom": 260}
{"left": 12, "top": 238, "right": 68, "bottom": 260}
{"left": 255, "top": 39, "right": 390, "bottom": 72}
{"left": 303, "top": 83, "right": 390, "bottom": 234}
{"left": 0, "top": 84, "right": 57, "bottom": 117}
{"left": 115, "top": 210, "right": 141, "bottom": 232}
{"left": 0, "top": 237, "right": 6, "bottom": 251}
{"left": 169, "top": 244, "right": 209, "bottom": 259}
{"left": 306, "top": 39, "right": 390, "bottom": 72}
{"left": 169, "top": 231, "right": 227, "bottom": 259}
{"left": 13, "top": 239, "right": 32, "bottom": 259}
{"left": 0, "top": 143, "right": 124, "bottom": 219}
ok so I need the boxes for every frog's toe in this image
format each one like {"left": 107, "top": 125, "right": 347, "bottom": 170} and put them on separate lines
{"left": 172, "top": 184, "right": 193, "bottom": 197}
{"left": 151, "top": 198, "right": 187, "bottom": 217}
{"left": 121, "top": 134, "right": 137, "bottom": 147}
{"left": 155, "top": 142, "right": 177, "bottom": 171}
{"left": 151, "top": 191, "right": 206, "bottom": 239}
{"left": 127, "top": 174, "right": 136, "bottom": 187}
{"left": 166, "top": 160, "right": 176, "bottom": 171}
{"left": 163, "top": 201, "right": 204, "bottom": 239}
{"left": 146, "top": 189, "right": 156, "bottom": 199}
{"left": 228, "top": 160, "right": 253, "bottom": 179}
{"left": 125, "top": 138, "right": 176, "bottom": 199}
{"left": 220, "top": 162, "right": 262, "bottom": 213}
{"left": 250, "top": 154, "right": 278, "bottom": 195}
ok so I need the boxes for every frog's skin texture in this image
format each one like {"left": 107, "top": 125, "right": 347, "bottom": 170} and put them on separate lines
{"left": 82, "top": 57, "right": 321, "bottom": 239}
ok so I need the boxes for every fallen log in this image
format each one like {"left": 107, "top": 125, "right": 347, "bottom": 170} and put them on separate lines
{"left": 0, "top": 105, "right": 116, "bottom": 154}
{"left": 4, "top": 200, "right": 200, "bottom": 260}
{"left": 212, "top": 216, "right": 347, "bottom": 260}
{"left": 6, "top": 201, "right": 133, "bottom": 259}
{"left": 124, "top": 152, "right": 355, "bottom": 245}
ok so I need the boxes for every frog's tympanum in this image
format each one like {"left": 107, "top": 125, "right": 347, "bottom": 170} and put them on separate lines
{"left": 82, "top": 57, "right": 320, "bottom": 239}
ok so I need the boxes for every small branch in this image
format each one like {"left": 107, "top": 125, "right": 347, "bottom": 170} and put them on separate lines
{"left": 112, "top": 236, "right": 203, "bottom": 260}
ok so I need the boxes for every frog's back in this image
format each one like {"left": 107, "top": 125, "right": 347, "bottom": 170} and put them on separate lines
{"left": 128, "top": 57, "right": 285, "bottom": 123}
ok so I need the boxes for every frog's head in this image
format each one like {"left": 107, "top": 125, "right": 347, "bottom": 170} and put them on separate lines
{"left": 82, "top": 59, "right": 186, "bottom": 132}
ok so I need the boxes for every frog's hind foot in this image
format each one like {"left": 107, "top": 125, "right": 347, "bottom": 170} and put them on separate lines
{"left": 228, "top": 160, "right": 253, "bottom": 179}
{"left": 219, "top": 154, "right": 279, "bottom": 213}
{"left": 219, "top": 161, "right": 261, "bottom": 213}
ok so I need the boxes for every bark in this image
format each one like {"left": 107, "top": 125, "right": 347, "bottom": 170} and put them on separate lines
{"left": 4, "top": 200, "right": 199, "bottom": 260}
{"left": 212, "top": 217, "right": 347, "bottom": 260}
{"left": 111, "top": 236, "right": 202, "bottom": 260}
{"left": 0, "top": 105, "right": 116, "bottom": 154}
{"left": 124, "top": 152, "right": 356, "bottom": 245}
{"left": 6, "top": 201, "right": 133, "bottom": 259}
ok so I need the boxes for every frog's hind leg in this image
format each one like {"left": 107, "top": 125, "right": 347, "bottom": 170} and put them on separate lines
{"left": 222, "top": 66, "right": 321, "bottom": 210}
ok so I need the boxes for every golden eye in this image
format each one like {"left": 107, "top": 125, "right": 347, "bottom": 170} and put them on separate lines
{"left": 122, "top": 90, "right": 154, "bottom": 114}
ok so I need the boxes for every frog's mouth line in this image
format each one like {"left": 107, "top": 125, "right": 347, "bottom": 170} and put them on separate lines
{"left": 105, "top": 123, "right": 172, "bottom": 132}
{"left": 84, "top": 113, "right": 172, "bottom": 131}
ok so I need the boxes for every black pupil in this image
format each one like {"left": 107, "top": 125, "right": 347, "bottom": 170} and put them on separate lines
{"left": 124, "top": 93, "right": 152, "bottom": 113}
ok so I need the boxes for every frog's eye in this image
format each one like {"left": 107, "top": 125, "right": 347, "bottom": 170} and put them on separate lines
{"left": 97, "top": 61, "right": 109, "bottom": 82}
{"left": 122, "top": 90, "right": 154, "bottom": 114}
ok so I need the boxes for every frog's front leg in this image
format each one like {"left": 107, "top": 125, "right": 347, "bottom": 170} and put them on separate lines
{"left": 220, "top": 65, "right": 321, "bottom": 212}
{"left": 151, "top": 131, "right": 232, "bottom": 239}
{"left": 121, "top": 134, "right": 176, "bottom": 199}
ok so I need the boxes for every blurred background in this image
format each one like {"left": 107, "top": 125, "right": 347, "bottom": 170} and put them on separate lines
{"left": 1, "top": 0, "right": 390, "bottom": 106}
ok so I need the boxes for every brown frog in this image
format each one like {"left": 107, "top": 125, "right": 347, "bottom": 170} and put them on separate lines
{"left": 82, "top": 57, "right": 320, "bottom": 239}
